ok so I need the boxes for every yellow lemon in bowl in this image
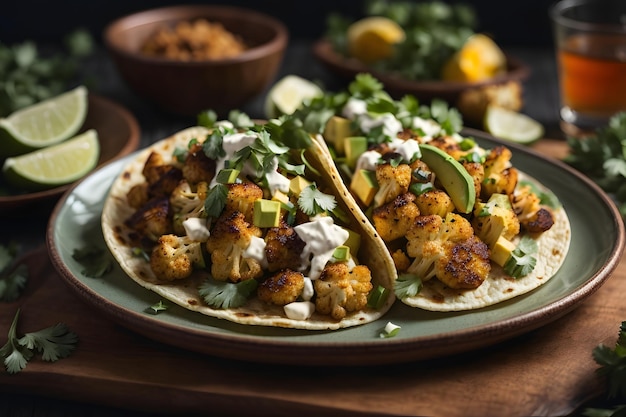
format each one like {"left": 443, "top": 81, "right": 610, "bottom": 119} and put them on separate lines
{"left": 347, "top": 16, "right": 405, "bottom": 64}
{"left": 441, "top": 34, "right": 506, "bottom": 82}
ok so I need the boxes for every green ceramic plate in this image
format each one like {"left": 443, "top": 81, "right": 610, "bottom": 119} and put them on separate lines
{"left": 46, "top": 129, "right": 625, "bottom": 366}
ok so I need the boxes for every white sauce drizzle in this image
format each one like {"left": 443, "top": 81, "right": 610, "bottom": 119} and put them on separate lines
{"left": 284, "top": 301, "right": 315, "bottom": 320}
{"left": 182, "top": 217, "right": 211, "bottom": 242}
{"left": 294, "top": 216, "right": 349, "bottom": 280}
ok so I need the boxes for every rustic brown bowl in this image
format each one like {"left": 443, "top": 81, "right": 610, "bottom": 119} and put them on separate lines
{"left": 103, "top": 5, "right": 288, "bottom": 117}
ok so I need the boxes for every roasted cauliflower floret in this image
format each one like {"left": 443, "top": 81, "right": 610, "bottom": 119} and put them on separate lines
{"left": 373, "top": 163, "right": 412, "bottom": 207}
{"left": 264, "top": 220, "right": 307, "bottom": 272}
{"left": 481, "top": 146, "right": 518, "bottom": 199}
{"left": 372, "top": 193, "right": 420, "bottom": 242}
{"left": 391, "top": 248, "right": 411, "bottom": 272}
{"left": 257, "top": 269, "right": 305, "bottom": 306}
{"left": 205, "top": 211, "right": 263, "bottom": 282}
{"left": 142, "top": 152, "right": 184, "bottom": 198}
{"left": 428, "top": 135, "right": 467, "bottom": 160}
{"left": 405, "top": 213, "right": 490, "bottom": 289}
{"left": 125, "top": 196, "right": 172, "bottom": 242}
{"left": 182, "top": 141, "right": 216, "bottom": 184}
{"left": 127, "top": 182, "right": 149, "bottom": 209}
{"left": 150, "top": 234, "right": 205, "bottom": 281}
{"left": 414, "top": 190, "right": 455, "bottom": 217}
{"left": 472, "top": 194, "right": 520, "bottom": 247}
{"left": 314, "top": 262, "right": 373, "bottom": 320}
{"left": 511, "top": 184, "right": 555, "bottom": 233}
{"left": 170, "top": 180, "right": 210, "bottom": 235}
{"left": 462, "top": 160, "right": 484, "bottom": 202}
{"left": 224, "top": 182, "right": 263, "bottom": 223}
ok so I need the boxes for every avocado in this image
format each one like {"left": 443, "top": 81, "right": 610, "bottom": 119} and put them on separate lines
{"left": 342, "top": 227, "right": 361, "bottom": 256}
{"left": 271, "top": 190, "right": 291, "bottom": 206}
{"left": 332, "top": 245, "right": 351, "bottom": 262}
{"left": 344, "top": 136, "right": 368, "bottom": 169}
{"left": 350, "top": 168, "right": 379, "bottom": 206}
{"left": 323, "top": 116, "right": 353, "bottom": 155}
{"left": 418, "top": 144, "right": 475, "bottom": 213}
{"left": 215, "top": 168, "right": 240, "bottom": 184}
{"left": 289, "top": 175, "right": 312, "bottom": 196}
{"left": 491, "top": 236, "right": 516, "bottom": 267}
{"left": 488, "top": 193, "right": 512, "bottom": 209}
{"left": 253, "top": 199, "right": 282, "bottom": 228}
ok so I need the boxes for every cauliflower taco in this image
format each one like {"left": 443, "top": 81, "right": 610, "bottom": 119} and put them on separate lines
{"left": 101, "top": 113, "right": 396, "bottom": 330}
{"left": 287, "top": 74, "right": 571, "bottom": 312}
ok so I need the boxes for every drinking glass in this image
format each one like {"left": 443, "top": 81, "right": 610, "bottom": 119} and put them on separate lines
{"left": 550, "top": 0, "right": 626, "bottom": 137}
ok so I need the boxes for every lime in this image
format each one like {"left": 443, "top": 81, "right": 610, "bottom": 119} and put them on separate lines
{"left": 0, "top": 85, "right": 88, "bottom": 158}
{"left": 483, "top": 106, "right": 544, "bottom": 145}
{"left": 347, "top": 16, "right": 405, "bottom": 64}
{"left": 2, "top": 129, "right": 100, "bottom": 191}
{"left": 441, "top": 34, "right": 506, "bottom": 82}
{"left": 264, "top": 75, "right": 323, "bottom": 119}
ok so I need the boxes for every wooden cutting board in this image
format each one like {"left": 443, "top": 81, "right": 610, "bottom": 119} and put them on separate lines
{"left": 0, "top": 140, "right": 624, "bottom": 417}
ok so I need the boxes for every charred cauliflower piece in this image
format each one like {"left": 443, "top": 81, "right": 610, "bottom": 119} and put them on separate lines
{"left": 472, "top": 194, "right": 520, "bottom": 247}
{"left": 170, "top": 180, "right": 210, "bottom": 235}
{"left": 511, "top": 184, "right": 555, "bottom": 233}
{"left": 482, "top": 146, "right": 519, "bottom": 199}
{"left": 150, "top": 234, "right": 205, "bottom": 281}
{"left": 462, "top": 161, "right": 484, "bottom": 202}
{"left": 224, "top": 182, "right": 263, "bottom": 223}
{"left": 428, "top": 136, "right": 467, "bottom": 160}
{"left": 414, "top": 190, "right": 455, "bottom": 217}
{"left": 264, "top": 220, "right": 307, "bottom": 272}
{"left": 314, "top": 262, "right": 373, "bottom": 320}
{"left": 127, "top": 182, "right": 149, "bottom": 209}
{"left": 258, "top": 269, "right": 305, "bottom": 306}
{"left": 142, "top": 152, "right": 184, "bottom": 198}
{"left": 125, "top": 196, "right": 172, "bottom": 242}
{"left": 406, "top": 213, "right": 490, "bottom": 290}
{"left": 372, "top": 193, "right": 420, "bottom": 242}
{"left": 205, "top": 211, "right": 263, "bottom": 282}
{"left": 182, "top": 141, "right": 216, "bottom": 184}
{"left": 373, "top": 163, "right": 412, "bottom": 207}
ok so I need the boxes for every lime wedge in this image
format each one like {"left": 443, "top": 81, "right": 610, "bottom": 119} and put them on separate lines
{"left": 483, "top": 106, "right": 544, "bottom": 145}
{"left": 0, "top": 85, "right": 88, "bottom": 157}
{"left": 346, "top": 16, "right": 405, "bottom": 64}
{"left": 2, "top": 129, "right": 100, "bottom": 191}
{"left": 264, "top": 75, "right": 323, "bottom": 119}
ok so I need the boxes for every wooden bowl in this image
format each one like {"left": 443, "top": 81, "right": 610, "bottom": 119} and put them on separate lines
{"left": 104, "top": 5, "right": 289, "bottom": 117}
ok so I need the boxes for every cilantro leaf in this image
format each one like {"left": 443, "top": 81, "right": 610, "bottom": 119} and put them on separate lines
{"left": 592, "top": 321, "right": 626, "bottom": 399}
{"left": 503, "top": 235, "right": 538, "bottom": 278}
{"left": 147, "top": 300, "right": 168, "bottom": 315}
{"left": 0, "top": 264, "right": 28, "bottom": 302}
{"left": 198, "top": 278, "right": 258, "bottom": 309}
{"left": 204, "top": 183, "right": 228, "bottom": 219}
{"left": 298, "top": 184, "right": 337, "bottom": 216}
{"left": 394, "top": 273, "right": 422, "bottom": 299}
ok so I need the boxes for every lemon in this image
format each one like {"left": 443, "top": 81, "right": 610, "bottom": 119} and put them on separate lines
{"left": 2, "top": 129, "right": 100, "bottom": 191}
{"left": 483, "top": 106, "right": 544, "bottom": 145}
{"left": 347, "top": 16, "right": 405, "bottom": 64}
{"left": 441, "top": 34, "right": 506, "bottom": 82}
{"left": 0, "top": 85, "right": 88, "bottom": 158}
{"left": 264, "top": 75, "right": 324, "bottom": 119}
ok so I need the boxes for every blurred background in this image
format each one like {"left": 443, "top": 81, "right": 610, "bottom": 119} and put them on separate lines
{"left": 2, "top": 0, "right": 556, "bottom": 48}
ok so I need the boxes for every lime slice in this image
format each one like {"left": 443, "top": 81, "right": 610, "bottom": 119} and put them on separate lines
{"left": 347, "top": 16, "right": 405, "bottom": 64}
{"left": 0, "top": 85, "right": 88, "bottom": 157}
{"left": 2, "top": 129, "right": 100, "bottom": 191}
{"left": 264, "top": 75, "right": 323, "bottom": 119}
{"left": 441, "top": 34, "right": 506, "bottom": 82}
{"left": 483, "top": 106, "right": 544, "bottom": 145}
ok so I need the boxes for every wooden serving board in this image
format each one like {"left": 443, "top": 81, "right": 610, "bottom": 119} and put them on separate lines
{"left": 0, "top": 140, "right": 624, "bottom": 417}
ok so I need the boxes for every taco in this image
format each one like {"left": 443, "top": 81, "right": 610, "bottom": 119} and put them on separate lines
{"left": 287, "top": 74, "right": 571, "bottom": 312}
{"left": 101, "top": 116, "right": 396, "bottom": 330}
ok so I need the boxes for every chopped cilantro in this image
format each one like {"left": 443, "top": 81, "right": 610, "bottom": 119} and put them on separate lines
{"left": 204, "top": 183, "right": 228, "bottom": 219}
{"left": 71, "top": 247, "right": 113, "bottom": 278}
{"left": 147, "top": 300, "right": 169, "bottom": 315}
{"left": 0, "top": 242, "right": 27, "bottom": 302}
{"left": 298, "top": 184, "right": 337, "bottom": 216}
{"left": 503, "top": 235, "right": 538, "bottom": 278}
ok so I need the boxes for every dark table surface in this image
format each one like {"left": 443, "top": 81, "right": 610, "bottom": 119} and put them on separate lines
{"left": 0, "top": 40, "right": 584, "bottom": 417}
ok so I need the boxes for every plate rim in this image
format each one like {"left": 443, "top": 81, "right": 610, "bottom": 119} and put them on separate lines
{"left": 46, "top": 130, "right": 626, "bottom": 366}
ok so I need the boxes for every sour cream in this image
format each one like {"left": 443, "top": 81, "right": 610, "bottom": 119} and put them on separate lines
{"left": 182, "top": 217, "right": 211, "bottom": 242}
{"left": 243, "top": 235, "right": 268, "bottom": 268}
{"left": 284, "top": 301, "right": 315, "bottom": 320}
{"left": 294, "top": 216, "right": 349, "bottom": 280}
{"left": 211, "top": 131, "right": 258, "bottom": 185}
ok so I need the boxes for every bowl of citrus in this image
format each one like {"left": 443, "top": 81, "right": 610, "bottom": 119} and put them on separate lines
{"left": 313, "top": 0, "right": 530, "bottom": 128}
{"left": 0, "top": 87, "right": 140, "bottom": 212}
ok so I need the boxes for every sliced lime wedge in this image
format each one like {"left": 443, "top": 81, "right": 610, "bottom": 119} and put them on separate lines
{"left": 264, "top": 75, "right": 323, "bottom": 119}
{"left": 2, "top": 129, "right": 100, "bottom": 191}
{"left": 483, "top": 106, "right": 544, "bottom": 145}
{"left": 0, "top": 85, "right": 88, "bottom": 157}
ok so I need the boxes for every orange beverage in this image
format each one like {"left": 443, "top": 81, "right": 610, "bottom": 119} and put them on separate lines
{"left": 558, "top": 33, "right": 626, "bottom": 118}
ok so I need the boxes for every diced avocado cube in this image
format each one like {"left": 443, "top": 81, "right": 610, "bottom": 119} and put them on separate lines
{"left": 272, "top": 190, "right": 290, "bottom": 205}
{"left": 289, "top": 175, "right": 312, "bottom": 196}
{"left": 332, "top": 245, "right": 351, "bottom": 262}
{"left": 488, "top": 193, "right": 512, "bottom": 209}
{"left": 350, "top": 169, "right": 378, "bottom": 206}
{"left": 342, "top": 227, "right": 361, "bottom": 257}
{"left": 215, "top": 168, "right": 240, "bottom": 184}
{"left": 323, "top": 116, "right": 353, "bottom": 155}
{"left": 253, "top": 199, "right": 281, "bottom": 228}
{"left": 491, "top": 236, "right": 516, "bottom": 267}
{"left": 344, "top": 136, "right": 368, "bottom": 169}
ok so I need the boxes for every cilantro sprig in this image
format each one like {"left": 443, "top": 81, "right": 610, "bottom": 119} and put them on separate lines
{"left": 503, "top": 235, "right": 538, "bottom": 279}
{"left": 0, "top": 309, "right": 78, "bottom": 374}
{"left": 198, "top": 277, "right": 258, "bottom": 309}
{"left": 0, "top": 243, "right": 27, "bottom": 302}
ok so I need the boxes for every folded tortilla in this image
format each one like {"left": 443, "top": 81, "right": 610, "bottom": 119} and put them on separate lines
{"left": 101, "top": 126, "right": 396, "bottom": 330}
